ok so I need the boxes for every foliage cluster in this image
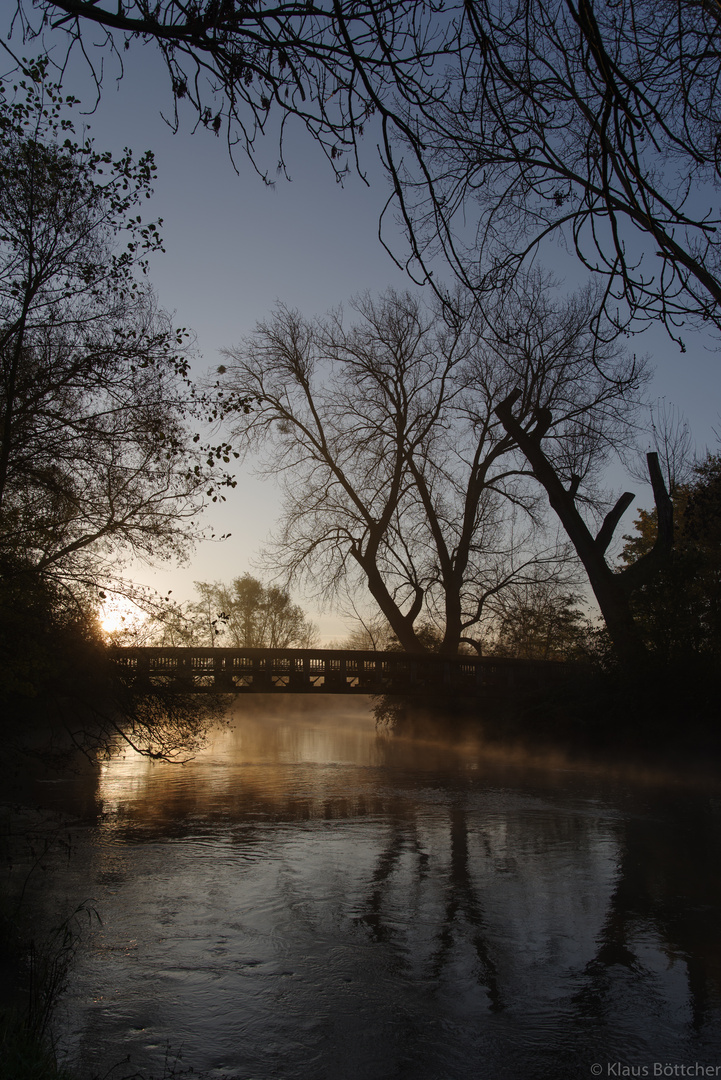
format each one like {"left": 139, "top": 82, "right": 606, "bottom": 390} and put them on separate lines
{"left": 621, "top": 453, "right": 721, "bottom": 666}
{"left": 0, "top": 64, "right": 232, "bottom": 601}
{"left": 486, "top": 579, "right": 592, "bottom": 662}
{"left": 0, "top": 556, "right": 104, "bottom": 705}
{"left": 0, "top": 890, "right": 89, "bottom": 1080}
{"left": 0, "top": 558, "right": 222, "bottom": 764}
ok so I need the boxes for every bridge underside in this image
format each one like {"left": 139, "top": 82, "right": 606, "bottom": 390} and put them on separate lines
{"left": 110, "top": 647, "right": 569, "bottom": 698}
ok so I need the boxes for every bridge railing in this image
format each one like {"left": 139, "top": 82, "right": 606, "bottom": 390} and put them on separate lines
{"left": 108, "top": 647, "right": 569, "bottom": 696}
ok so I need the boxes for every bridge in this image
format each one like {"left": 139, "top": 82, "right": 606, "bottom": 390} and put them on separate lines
{"left": 109, "top": 647, "right": 569, "bottom": 697}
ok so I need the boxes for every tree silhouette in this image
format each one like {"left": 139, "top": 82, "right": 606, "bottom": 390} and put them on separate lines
{"left": 12, "top": 1, "right": 721, "bottom": 343}
{"left": 620, "top": 453, "right": 721, "bottom": 664}
{"left": 495, "top": 389, "right": 673, "bottom": 664}
{"left": 221, "top": 284, "right": 642, "bottom": 654}
{"left": 0, "top": 66, "right": 230, "bottom": 604}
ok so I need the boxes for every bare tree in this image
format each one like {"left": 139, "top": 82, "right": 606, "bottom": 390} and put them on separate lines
{"left": 220, "top": 283, "right": 644, "bottom": 654}
{"left": 383, "top": 0, "right": 721, "bottom": 345}
{"left": 220, "top": 291, "right": 458, "bottom": 652}
{"left": 627, "top": 401, "right": 695, "bottom": 494}
{"left": 12, "top": 2, "right": 721, "bottom": 344}
{"left": 10, "top": 0, "right": 437, "bottom": 182}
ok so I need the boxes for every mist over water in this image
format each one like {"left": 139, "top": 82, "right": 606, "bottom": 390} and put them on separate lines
{"left": 23, "top": 698, "right": 721, "bottom": 1079}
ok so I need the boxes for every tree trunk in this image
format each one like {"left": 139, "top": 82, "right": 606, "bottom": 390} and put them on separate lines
{"left": 356, "top": 554, "right": 429, "bottom": 653}
{"left": 495, "top": 390, "right": 672, "bottom": 668}
{"left": 439, "top": 579, "right": 464, "bottom": 656}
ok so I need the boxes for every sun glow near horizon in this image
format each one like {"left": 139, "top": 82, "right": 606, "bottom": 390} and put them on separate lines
{"left": 99, "top": 597, "right": 149, "bottom": 640}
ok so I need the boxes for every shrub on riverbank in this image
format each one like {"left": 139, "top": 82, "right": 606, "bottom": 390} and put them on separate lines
{"left": 0, "top": 893, "right": 86, "bottom": 1080}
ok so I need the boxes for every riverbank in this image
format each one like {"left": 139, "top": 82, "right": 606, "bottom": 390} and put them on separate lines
{"left": 0, "top": 802, "right": 85, "bottom": 1080}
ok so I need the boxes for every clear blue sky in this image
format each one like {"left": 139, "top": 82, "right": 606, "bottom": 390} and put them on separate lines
{"left": 5, "top": 29, "right": 720, "bottom": 640}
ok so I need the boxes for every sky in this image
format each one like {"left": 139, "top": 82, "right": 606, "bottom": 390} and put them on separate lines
{"left": 4, "top": 25, "right": 721, "bottom": 642}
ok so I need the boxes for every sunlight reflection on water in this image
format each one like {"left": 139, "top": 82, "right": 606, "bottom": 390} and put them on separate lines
{"left": 40, "top": 698, "right": 721, "bottom": 1080}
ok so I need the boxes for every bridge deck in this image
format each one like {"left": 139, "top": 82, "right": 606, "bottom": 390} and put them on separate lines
{"left": 109, "top": 647, "right": 569, "bottom": 697}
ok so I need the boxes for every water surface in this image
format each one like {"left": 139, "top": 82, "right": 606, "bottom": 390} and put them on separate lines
{"left": 29, "top": 699, "right": 721, "bottom": 1079}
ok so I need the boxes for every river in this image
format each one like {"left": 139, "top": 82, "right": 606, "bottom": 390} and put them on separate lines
{"left": 15, "top": 697, "right": 721, "bottom": 1080}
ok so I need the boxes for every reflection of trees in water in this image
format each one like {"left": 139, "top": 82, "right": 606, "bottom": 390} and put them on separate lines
{"left": 91, "top": 711, "right": 721, "bottom": 1050}
{"left": 430, "top": 801, "right": 503, "bottom": 1011}
{"left": 353, "top": 788, "right": 605, "bottom": 1018}
{"left": 351, "top": 782, "right": 721, "bottom": 1043}
{"left": 354, "top": 812, "right": 415, "bottom": 946}
{"left": 575, "top": 793, "right": 721, "bottom": 1034}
